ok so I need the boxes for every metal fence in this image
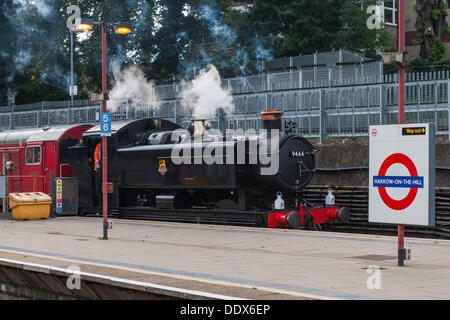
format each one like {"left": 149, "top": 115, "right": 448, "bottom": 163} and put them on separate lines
{"left": 2, "top": 58, "right": 450, "bottom": 141}
{"left": 221, "top": 71, "right": 450, "bottom": 141}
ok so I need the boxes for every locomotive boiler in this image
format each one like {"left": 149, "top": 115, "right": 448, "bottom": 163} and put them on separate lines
{"left": 68, "top": 110, "right": 349, "bottom": 229}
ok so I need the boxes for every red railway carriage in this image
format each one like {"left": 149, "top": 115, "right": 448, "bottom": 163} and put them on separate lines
{"left": 0, "top": 124, "right": 93, "bottom": 195}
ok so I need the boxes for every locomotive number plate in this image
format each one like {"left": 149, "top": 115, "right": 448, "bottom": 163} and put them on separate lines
{"left": 290, "top": 151, "right": 305, "bottom": 158}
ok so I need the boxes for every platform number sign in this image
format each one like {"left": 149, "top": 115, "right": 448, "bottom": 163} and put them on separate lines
{"left": 369, "top": 124, "right": 435, "bottom": 227}
{"left": 101, "top": 113, "right": 111, "bottom": 137}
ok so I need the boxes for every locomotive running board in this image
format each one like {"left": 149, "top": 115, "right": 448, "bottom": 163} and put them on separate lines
{"left": 118, "top": 206, "right": 268, "bottom": 227}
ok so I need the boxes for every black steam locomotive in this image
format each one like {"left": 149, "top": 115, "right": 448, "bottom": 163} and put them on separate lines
{"left": 68, "top": 110, "right": 349, "bottom": 229}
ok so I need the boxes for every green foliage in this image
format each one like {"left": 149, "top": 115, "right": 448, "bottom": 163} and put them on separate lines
{"left": 2, "top": 0, "right": 393, "bottom": 105}
{"left": 432, "top": 39, "right": 447, "bottom": 60}
{"left": 383, "top": 63, "right": 397, "bottom": 74}
{"left": 415, "top": 0, "right": 450, "bottom": 60}
{"left": 431, "top": 9, "right": 441, "bottom": 20}
{"left": 244, "top": 0, "right": 392, "bottom": 57}
{"left": 407, "top": 58, "right": 431, "bottom": 72}
{"left": 406, "top": 57, "right": 450, "bottom": 72}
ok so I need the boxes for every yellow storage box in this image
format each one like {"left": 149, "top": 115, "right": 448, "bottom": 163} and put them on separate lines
{"left": 9, "top": 192, "right": 52, "bottom": 221}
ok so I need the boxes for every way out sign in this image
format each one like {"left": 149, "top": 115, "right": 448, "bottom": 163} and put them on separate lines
{"left": 369, "top": 124, "right": 435, "bottom": 226}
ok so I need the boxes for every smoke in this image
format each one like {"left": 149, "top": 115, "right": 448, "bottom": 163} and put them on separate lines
{"left": 178, "top": 3, "right": 274, "bottom": 77}
{"left": 110, "top": 57, "right": 125, "bottom": 79}
{"left": 1, "top": 0, "right": 67, "bottom": 92}
{"left": 13, "top": 0, "right": 53, "bottom": 18}
{"left": 108, "top": 65, "right": 161, "bottom": 113}
{"left": 180, "top": 64, "right": 234, "bottom": 119}
{"left": 200, "top": 5, "right": 237, "bottom": 48}
{"left": 7, "top": 88, "right": 17, "bottom": 106}
{"left": 13, "top": 50, "right": 32, "bottom": 74}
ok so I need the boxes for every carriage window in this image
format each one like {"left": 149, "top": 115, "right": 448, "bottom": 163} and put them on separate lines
{"left": 25, "top": 146, "right": 41, "bottom": 165}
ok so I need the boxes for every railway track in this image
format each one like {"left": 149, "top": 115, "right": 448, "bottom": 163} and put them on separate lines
{"left": 93, "top": 186, "right": 450, "bottom": 240}
{"left": 303, "top": 186, "right": 450, "bottom": 239}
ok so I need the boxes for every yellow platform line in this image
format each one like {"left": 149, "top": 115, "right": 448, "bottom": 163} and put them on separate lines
{"left": 0, "top": 248, "right": 337, "bottom": 300}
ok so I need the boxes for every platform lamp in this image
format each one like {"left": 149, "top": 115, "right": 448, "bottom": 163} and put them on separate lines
{"left": 75, "top": 18, "right": 132, "bottom": 240}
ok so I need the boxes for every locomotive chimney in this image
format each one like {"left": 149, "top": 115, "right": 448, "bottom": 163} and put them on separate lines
{"left": 260, "top": 110, "right": 283, "bottom": 132}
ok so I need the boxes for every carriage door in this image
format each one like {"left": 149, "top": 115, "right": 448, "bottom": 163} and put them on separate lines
{"left": 43, "top": 141, "right": 56, "bottom": 195}
{"left": 24, "top": 143, "right": 44, "bottom": 193}
{"left": 8, "top": 149, "right": 22, "bottom": 193}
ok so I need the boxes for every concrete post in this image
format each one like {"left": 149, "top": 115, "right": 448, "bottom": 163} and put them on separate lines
{"left": 320, "top": 90, "right": 325, "bottom": 143}
{"left": 448, "top": 80, "right": 450, "bottom": 141}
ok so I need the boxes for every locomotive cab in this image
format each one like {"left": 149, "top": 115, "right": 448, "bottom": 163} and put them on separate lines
{"left": 68, "top": 118, "right": 181, "bottom": 215}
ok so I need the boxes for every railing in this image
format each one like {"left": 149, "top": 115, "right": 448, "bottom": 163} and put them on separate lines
{"left": 5, "top": 175, "right": 46, "bottom": 194}
{"left": 224, "top": 77, "right": 450, "bottom": 140}
{"left": 1, "top": 69, "right": 450, "bottom": 140}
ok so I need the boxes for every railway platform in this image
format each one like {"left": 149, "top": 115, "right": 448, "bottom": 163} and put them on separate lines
{"left": 0, "top": 214, "right": 449, "bottom": 300}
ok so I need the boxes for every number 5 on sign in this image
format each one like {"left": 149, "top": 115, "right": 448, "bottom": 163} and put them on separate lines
{"left": 101, "top": 113, "right": 111, "bottom": 137}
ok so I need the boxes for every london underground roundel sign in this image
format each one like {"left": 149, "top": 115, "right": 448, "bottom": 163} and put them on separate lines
{"left": 374, "top": 153, "right": 423, "bottom": 211}
{"left": 369, "top": 124, "right": 435, "bottom": 227}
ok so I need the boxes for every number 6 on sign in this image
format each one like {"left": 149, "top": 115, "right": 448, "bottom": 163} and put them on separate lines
{"left": 100, "top": 113, "right": 111, "bottom": 137}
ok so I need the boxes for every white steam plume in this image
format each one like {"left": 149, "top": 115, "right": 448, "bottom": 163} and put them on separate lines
{"left": 180, "top": 65, "right": 234, "bottom": 119}
{"left": 108, "top": 66, "right": 161, "bottom": 113}
{"left": 7, "top": 88, "right": 17, "bottom": 106}
{"left": 14, "top": 0, "right": 52, "bottom": 17}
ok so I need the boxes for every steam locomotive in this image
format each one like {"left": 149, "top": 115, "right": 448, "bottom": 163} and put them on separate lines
{"left": 68, "top": 110, "right": 349, "bottom": 229}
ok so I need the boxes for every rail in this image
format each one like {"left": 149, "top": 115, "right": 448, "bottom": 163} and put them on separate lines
{"left": 303, "top": 185, "right": 450, "bottom": 239}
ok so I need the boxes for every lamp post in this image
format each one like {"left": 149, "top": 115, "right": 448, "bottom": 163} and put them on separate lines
{"left": 69, "top": 28, "right": 82, "bottom": 108}
{"left": 75, "top": 18, "right": 132, "bottom": 240}
{"left": 70, "top": 29, "right": 73, "bottom": 106}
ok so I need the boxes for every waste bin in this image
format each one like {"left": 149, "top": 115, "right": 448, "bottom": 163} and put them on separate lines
{"left": 9, "top": 192, "right": 52, "bottom": 221}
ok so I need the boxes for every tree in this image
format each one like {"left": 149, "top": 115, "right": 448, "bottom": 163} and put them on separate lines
{"left": 247, "top": 0, "right": 391, "bottom": 57}
{"left": 1, "top": 0, "right": 393, "bottom": 105}
{"left": 0, "top": 0, "right": 16, "bottom": 105}
{"left": 414, "top": 0, "right": 450, "bottom": 60}
{"left": 149, "top": 1, "right": 196, "bottom": 82}
{"left": 0, "top": 0, "right": 76, "bottom": 104}
{"left": 334, "top": 0, "right": 393, "bottom": 54}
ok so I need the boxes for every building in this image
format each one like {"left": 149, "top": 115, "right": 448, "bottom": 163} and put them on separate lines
{"left": 231, "top": 2, "right": 252, "bottom": 12}
{"left": 377, "top": 0, "right": 450, "bottom": 59}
